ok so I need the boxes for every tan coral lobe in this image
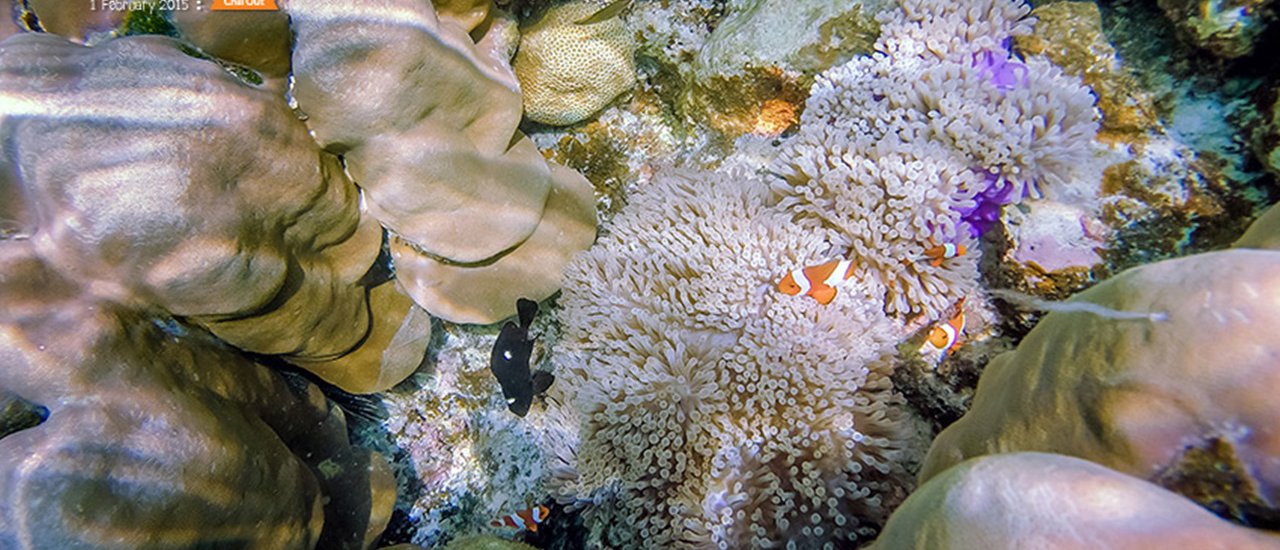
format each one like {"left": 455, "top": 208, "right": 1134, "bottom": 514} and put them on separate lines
{"left": 290, "top": 0, "right": 598, "bottom": 324}
{"left": 0, "top": 33, "right": 426, "bottom": 393}
{"left": 0, "top": 243, "right": 395, "bottom": 549}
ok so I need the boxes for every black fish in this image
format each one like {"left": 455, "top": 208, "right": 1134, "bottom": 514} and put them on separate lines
{"left": 490, "top": 298, "right": 541, "bottom": 416}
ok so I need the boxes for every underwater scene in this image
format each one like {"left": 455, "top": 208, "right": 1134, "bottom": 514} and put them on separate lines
{"left": 2, "top": 0, "right": 1280, "bottom": 548}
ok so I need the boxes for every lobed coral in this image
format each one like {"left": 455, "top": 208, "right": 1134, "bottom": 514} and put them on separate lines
{"left": 545, "top": 168, "right": 926, "bottom": 548}
{"left": 770, "top": 0, "right": 1102, "bottom": 319}
{"left": 0, "top": 32, "right": 428, "bottom": 394}
{"left": 290, "top": 0, "right": 597, "bottom": 325}
{"left": 0, "top": 242, "right": 395, "bottom": 549}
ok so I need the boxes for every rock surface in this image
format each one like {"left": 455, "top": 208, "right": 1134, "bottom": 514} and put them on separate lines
{"left": 873, "top": 452, "right": 1280, "bottom": 550}
{"left": 922, "top": 247, "right": 1280, "bottom": 521}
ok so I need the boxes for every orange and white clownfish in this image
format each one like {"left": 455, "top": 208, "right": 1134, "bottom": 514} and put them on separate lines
{"left": 490, "top": 505, "right": 550, "bottom": 533}
{"left": 918, "top": 242, "right": 968, "bottom": 268}
{"left": 776, "top": 259, "right": 855, "bottom": 305}
{"left": 923, "top": 299, "right": 967, "bottom": 355}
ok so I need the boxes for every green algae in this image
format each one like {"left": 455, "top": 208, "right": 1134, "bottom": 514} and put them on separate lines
{"left": 120, "top": 1, "right": 177, "bottom": 37}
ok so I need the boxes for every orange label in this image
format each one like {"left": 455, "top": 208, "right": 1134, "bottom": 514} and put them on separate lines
{"left": 211, "top": 0, "right": 278, "bottom": 10}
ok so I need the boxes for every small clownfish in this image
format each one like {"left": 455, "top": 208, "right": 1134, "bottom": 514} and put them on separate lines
{"left": 923, "top": 299, "right": 967, "bottom": 355}
{"left": 490, "top": 505, "right": 550, "bottom": 533}
{"left": 776, "top": 259, "right": 855, "bottom": 305}
{"left": 919, "top": 242, "right": 967, "bottom": 268}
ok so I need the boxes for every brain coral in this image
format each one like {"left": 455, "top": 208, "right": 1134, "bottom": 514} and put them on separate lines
{"left": 545, "top": 168, "right": 926, "bottom": 549}
{"left": 514, "top": 0, "right": 636, "bottom": 126}
{"left": 769, "top": 0, "right": 1101, "bottom": 318}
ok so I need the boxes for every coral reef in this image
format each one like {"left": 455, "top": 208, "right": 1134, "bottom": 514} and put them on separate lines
{"left": 289, "top": 0, "right": 597, "bottom": 325}
{"left": 0, "top": 243, "right": 395, "bottom": 549}
{"left": 360, "top": 324, "right": 555, "bottom": 548}
{"left": 1013, "top": 2, "right": 1160, "bottom": 145}
{"left": 545, "top": 168, "right": 926, "bottom": 548}
{"left": 770, "top": 0, "right": 1102, "bottom": 319}
{"left": 514, "top": 0, "right": 636, "bottom": 126}
{"left": 920, "top": 246, "right": 1280, "bottom": 522}
{"left": 0, "top": 32, "right": 427, "bottom": 394}
{"left": 1156, "top": 0, "right": 1275, "bottom": 59}
{"left": 872, "top": 453, "right": 1280, "bottom": 549}
{"left": 681, "top": 0, "right": 891, "bottom": 137}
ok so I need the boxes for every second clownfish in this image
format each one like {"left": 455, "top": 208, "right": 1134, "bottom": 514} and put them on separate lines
{"left": 777, "top": 259, "right": 856, "bottom": 305}
{"left": 490, "top": 504, "right": 550, "bottom": 533}
{"left": 923, "top": 298, "right": 967, "bottom": 355}
{"left": 918, "top": 242, "right": 968, "bottom": 268}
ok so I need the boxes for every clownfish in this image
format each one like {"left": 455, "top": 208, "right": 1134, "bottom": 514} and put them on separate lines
{"left": 776, "top": 259, "right": 855, "bottom": 305}
{"left": 490, "top": 505, "right": 550, "bottom": 533}
{"left": 918, "top": 242, "right": 967, "bottom": 268}
{"left": 923, "top": 299, "right": 967, "bottom": 355}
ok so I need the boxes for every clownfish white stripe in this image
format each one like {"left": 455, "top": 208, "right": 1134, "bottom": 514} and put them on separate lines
{"left": 937, "top": 324, "right": 957, "bottom": 348}
{"left": 943, "top": 243, "right": 957, "bottom": 257}
{"left": 790, "top": 268, "right": 811, "bottom": 295}
{"left": 822, "top": 260, "right": 853, "bottom": 287}
{"left": 532, "top": 506, "right": 545, "bottom": 522}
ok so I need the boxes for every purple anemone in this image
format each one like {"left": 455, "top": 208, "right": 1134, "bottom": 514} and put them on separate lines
{"left": 956, "top": 170, "right": 1019, "bottom": 238}
{"left": 972, "top": 39, "right": 1028, "bottom": 92}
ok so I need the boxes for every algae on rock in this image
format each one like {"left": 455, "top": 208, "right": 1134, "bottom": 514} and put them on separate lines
{"left": 681, "top": 0, "right": 891, "bottom": 136}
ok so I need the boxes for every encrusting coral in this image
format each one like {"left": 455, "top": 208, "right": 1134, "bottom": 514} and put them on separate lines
{"left": 770, "top": 0, "right": 1102, "bottom": 319}
{"left": 514, "top": 0, "right": 636, "bottom": 126}
{"left": 545, "top": 168, "right": 926, "bottom": 549}
{"left": 872, "top": 453, "right": 1280, "bottom": 550}
{"left": 0, "top": 243, "right": 396, "bottom": 549}
{"left": 289, "top": 0, "right": 598, "bottom": 324}
{"left": 0, "top": 32, "right": 428, "bottom": 394}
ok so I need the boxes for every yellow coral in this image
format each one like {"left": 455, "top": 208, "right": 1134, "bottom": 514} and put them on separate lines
{"left": 515, "top": 1, "right": 636, "bottom": 126}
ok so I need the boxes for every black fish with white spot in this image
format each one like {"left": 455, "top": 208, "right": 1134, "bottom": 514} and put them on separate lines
{"left": 489, "top": 298, "right": 553, "bottom": 417}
